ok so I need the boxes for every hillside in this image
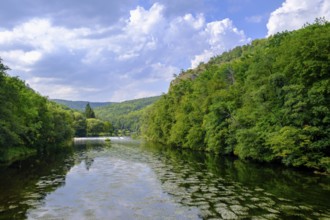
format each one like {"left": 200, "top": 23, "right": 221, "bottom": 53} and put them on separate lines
{"left": 95, "top": 96, "right": 161, "bottom": 133}
{"left": 142, "top": 20, "right": 330, "bottom": 172}
{"left": 52, "top": 96, "right": 161, "bottom": 134}
{"left": 52, "top": 99, "right": 114, "bottom": 111}
{"left": 0, "top": 60, "right": 74, "bottom": 164}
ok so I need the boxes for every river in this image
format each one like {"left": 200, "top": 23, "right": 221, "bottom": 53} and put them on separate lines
{"left": 0, "top": 138, "right": 329, "bottom": 219}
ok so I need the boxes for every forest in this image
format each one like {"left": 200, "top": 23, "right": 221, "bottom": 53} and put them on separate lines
{"left": 141, "top": 20, "right": 330, "bottom": 172}
{"left": 0, "top": 62, "right": 115, "bottom": 163}
{"left": 0, "top": 59, "right": 74, "bottom": 164}
{"left": 53, "top": 96, "right": 160, "bottom": 137}
{"left": 72, "top": 103, "right": 114, "bottom": 137}
{"left": 95, "top": 96, "right": 160, "bottom": 135}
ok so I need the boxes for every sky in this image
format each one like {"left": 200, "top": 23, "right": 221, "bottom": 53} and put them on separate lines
{"left": 0, "top": 0, "right": 329, "bottom": 102}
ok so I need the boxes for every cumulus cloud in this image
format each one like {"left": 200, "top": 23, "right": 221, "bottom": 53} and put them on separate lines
{"left": 0, "top": 3, "right": 248, "bottom": 101}
{"left": 0, "top": 50, "right": 42, "bottom": 71}
{"left": 191, "top": 18, "right": 249, "bottom": 68}
{"left": 267, "top": 0, "right": 330, "bottom": 36}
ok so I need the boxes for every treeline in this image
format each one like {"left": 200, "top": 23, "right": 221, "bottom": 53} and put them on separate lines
{"left": 52, "top": 99, "right": 113, "bottom": 111}
{"left": 0, "top": 59, "right": 74, "bottom": 163}
{"left": 142, "top": 20, "right": 330, "bottom": 172}
{"left": 72, "top": 103, "right": 114, "bottom": 137}
{"left": 95, "top": 96, "right": 160, "bottom": 135}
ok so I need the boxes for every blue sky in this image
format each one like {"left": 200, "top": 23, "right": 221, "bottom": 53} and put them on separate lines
{"left": 0, "top": 0, "right": 329, "bottom": 101}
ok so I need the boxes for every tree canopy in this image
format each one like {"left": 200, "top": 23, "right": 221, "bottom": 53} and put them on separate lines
{"left": 95, "top": 96, "right": 160, "bottom": 135}
{"left": 142, "top": 20, "right": 330, "bottom": 172}
{"left": 0, "top": 60, "right": 75, "bottom": 163}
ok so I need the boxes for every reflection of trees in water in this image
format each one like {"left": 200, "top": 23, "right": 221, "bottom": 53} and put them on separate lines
{"left": 0, "top": 148, "right": 75, "bottom": 219}
{"left": 141, "top": 142, "right": 330, "bottom": 210}
{"left": 0, "top": 140, "right": 111, "bottom": 219}
{"left": 84, "top": 157, "right": 94, "bottom": 170}
{"left": 75, "top": 141, "right": 94, "bottom": 170}
{"left": 0, "top": 140, "right": 110, "bottom": 219}
{"left": 74, "top": 140, "right": 111, "bottom": 170}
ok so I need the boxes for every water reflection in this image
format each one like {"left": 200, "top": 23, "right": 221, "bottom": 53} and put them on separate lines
{"left": 0, "top": 139, "right": 329, "bottom": 219}
{"left": 0, "top": 147, "right": 75, "bottom": 219}
{"left": 141, "top": 142, "right": 330, "bottom": 219}
{"left": 27, "top": 139, "right": 200, "bottom": 220}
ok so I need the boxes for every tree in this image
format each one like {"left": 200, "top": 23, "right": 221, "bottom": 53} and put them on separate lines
{"left": 85, "top": 103, "right": 95, "bottom": 118}
{"left": 142, "top": 21, "right": 330, "bottom": 172}
{"left": 73, "top": 112, "right": 87, "bottom": 137}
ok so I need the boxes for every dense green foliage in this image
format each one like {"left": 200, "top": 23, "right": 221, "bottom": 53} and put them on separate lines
{"left": 86, "top": 118, "right": 113, "bottom": 136}
{"left": 52, "top": 99, "right": 113, "bottom": 111}
{"left": 55, "top": 103, "right": 113, "bottom": 137}
{"left": 0, "top": 59, "right": 74, "bottom": 163}
{"left": 72, "top": 111, "right": 87, "bottom": 137}
{"left": 95, "top": 96, "right": 160, "bottom": 134}
{"left": 54, "top": 96, "right": 159, "bottom": 136}
{"left": 85, "top": 103, "right": 96, "bottom": 118}
{"left": 142, "top": 21, "right": 330, "bottom": 172}
{"left": 72, "top": 111, "right": 114, "bottom": 137}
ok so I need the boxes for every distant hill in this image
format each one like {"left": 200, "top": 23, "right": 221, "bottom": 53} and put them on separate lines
{"left": 95, "top": 96, "right": 161, "bottom": 115}
{"left": 52, "top": 96, "right": 161, "bottom": 133}
{"left": 95, "top": 96, "right": 161, "bottom": 132}
{"left": 52, "top": 99, "right": 114, "bottom": 111}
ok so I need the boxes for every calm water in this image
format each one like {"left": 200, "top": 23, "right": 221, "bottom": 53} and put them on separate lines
{"left": 0, "top": 138, "right": 329, "bottom": 219}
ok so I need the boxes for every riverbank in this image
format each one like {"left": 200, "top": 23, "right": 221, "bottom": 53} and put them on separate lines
{"left": 0, "top": 147, "right": 37, "bottom": 166}
{"left": 0, "top": 139, "right": 74, "bottom": 166}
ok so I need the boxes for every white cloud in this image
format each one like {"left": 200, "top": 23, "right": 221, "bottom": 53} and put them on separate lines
{"left": 267, "top": 0, "right": 330, "bottom": 36}
{"left": 28, "top": 77, "right": 59, "bottom": 84}
{"left": 27, "top": 77, "right": 102, "bottom": 100}
{"left": 190, "top": 50, "right": 214, "bottom": 68}
{"left": 182, "top": 14, "right": 205, "bottom": 29}
{"left": 150, "top": 62, "right": 179, "bottom": 82}
{"left": 28, "top": 80, "right": 78, "bottom": 99}
{"left": 191, "top": 18, "right": 249, "bottom": 68}
{"left": 0, "top": 3, "right": 249, "bottom": 102}
{"left": 0, "top": 19, "right": 92, "bottom": 53}
{"left": 0, "top": 50, "right": 42, "bottom": 71}
{"left": 127, "top": 3, "right": 165, "bottom": 35}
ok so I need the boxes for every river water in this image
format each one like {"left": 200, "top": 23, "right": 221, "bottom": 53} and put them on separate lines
{"left": 0, "top": 138, "right": 329, "bottom": 219}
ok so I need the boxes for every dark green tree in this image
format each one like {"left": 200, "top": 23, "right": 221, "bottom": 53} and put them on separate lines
{"left": 85, "top": 103, "right": 95, "bottom": 118}
{"left": 73, "top": 111, "right": 87, "bottom": 137}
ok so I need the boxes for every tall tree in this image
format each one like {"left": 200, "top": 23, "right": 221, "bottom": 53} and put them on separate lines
{"left": 85, "top": 103, "right": 95, "bottom": 118}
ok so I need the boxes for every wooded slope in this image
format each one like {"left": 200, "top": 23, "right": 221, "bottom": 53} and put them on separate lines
{"left": 142, "top": 20, "right": 330, "bottom": 172}
{"left": 0, "top": 60, "right": 74, "bottom": 163}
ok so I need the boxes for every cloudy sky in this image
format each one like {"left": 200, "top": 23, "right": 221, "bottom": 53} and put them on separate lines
{"left": 0, "top": 0, "right": 329, "bottom": 102}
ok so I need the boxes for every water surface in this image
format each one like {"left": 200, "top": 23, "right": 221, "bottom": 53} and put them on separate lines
{"left": 0, "top": 138, "right": 329, "bottom": 219}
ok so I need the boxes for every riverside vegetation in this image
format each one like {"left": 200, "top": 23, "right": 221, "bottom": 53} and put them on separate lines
{"left": 0, "top": 59, "right": 74, "bottom": 164}
{"left": 0, "top": 62, "right": 113, "bottom": 164}
{"left": 0, "top": 56, "right": 156, "bottom": 164}
{"left": 141, "top": 20, "right": 330, "bottom": 173}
